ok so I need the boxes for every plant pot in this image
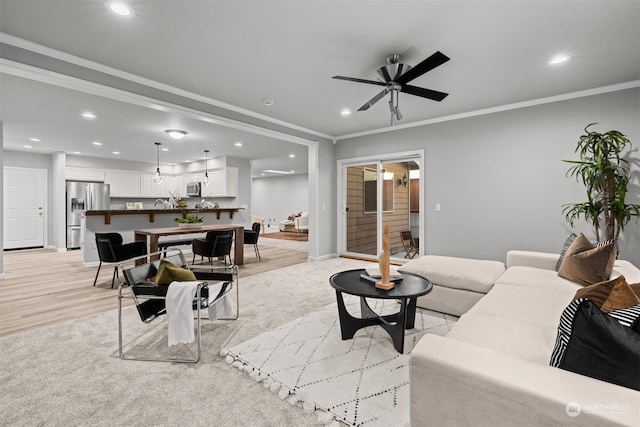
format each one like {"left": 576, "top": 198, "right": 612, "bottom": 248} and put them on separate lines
{"left": 178, "top": 223, "right": 203, "bottom": 229}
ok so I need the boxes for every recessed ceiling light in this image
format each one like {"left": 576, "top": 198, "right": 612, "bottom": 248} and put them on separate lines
{"left": 289, "top": 154, "right": 295, "bottom": 158}
{"left": 549, "top": 54, "right": 571, "bottom": 65}
{"left": 162, "top": 148, "right": 169, "bottom": 151}
{"left": 262, "top": 99, "right": 274, "bottom": 106}
{"left": 23, "top": 145, "right": 33, "bottom": 149}
{"left": 341, "top": 108, "right": 352, "bottom": 116}
{"left": 165, "top": 129, "right": 188, "bottom": 140}
{"left": 263, "top": 169, "right": 294, "bottom": 174}
{"left": 92, "top": 141, "right": 102, "bottom": 146}
{"left": 82, "top": 112, "right": 97, "bottom": 119}
{"left": 105, "top": 1, "right": 134, "bottom": 17}
{"left": 71, "top": 151, "right": 81, "bottom": 154}
{"left": 234, "top": 142, "right": 243, "bottom": 147}
{"left": 112, "top": 151, "right": 121, "bottom": 155}
{"left": 30, "top": 137, "right": 41, "bottom": 142}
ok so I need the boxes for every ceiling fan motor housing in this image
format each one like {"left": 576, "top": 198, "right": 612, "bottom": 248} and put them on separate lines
{"left": 376, "top": 61, "right": 412, "bottom": 83}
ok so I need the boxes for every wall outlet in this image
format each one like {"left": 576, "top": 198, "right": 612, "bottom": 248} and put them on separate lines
{"left": 436, "top": 203, "right": 441, "bottom": 211}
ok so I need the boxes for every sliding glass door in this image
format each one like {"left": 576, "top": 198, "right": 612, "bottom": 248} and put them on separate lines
{"left": 340, "top": 152, "right": 422, "bottom": 262}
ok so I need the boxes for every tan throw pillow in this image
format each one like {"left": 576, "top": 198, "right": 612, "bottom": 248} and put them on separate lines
{"left": 155, "top": 259, "right": 196, "bottom": 285}
{"left": 573, "top": 275, "right": 640, "bottom": 312}
{"left": 557, "top": 233, "right": 616, "bottom": 286}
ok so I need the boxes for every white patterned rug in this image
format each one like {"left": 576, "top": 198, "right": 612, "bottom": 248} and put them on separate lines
{"left": 224, "top": 296, "right": 457, "bottom": 427}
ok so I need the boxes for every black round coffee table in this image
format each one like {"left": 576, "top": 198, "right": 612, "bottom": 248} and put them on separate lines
{"left": 329, "top": 269, "right": 433, "bottom": 353}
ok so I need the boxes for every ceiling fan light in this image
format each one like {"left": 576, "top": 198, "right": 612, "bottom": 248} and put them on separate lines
{"left": 165, "top": 129, "right": 187, "bottom": 140}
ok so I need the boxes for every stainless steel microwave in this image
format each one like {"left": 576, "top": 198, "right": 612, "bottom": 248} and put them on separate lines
{"left": 186, "top": 181, "right": 201, "bottom": 197}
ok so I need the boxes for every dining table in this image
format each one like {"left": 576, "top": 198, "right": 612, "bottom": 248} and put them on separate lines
{"left": 134, "top": 224, "right": 244, "bottom": 265}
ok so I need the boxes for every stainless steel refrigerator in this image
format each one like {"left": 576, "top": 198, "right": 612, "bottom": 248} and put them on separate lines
{"left": 66, "top": 181, "right": 110, "bottom": 249}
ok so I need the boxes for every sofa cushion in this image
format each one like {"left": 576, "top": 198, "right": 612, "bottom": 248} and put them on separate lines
{"left": 557, "top": 233, "right": 616, "bottom": 286}
{"left": 494, "top": 265, "right": 581, "bottom": 291}
{"left": 550, "top": 299, "right": 640, "bottom": 391}
{"left": 399, "top": 255, "right": 505, "bottom": 293}
{"left": 447, "top": 280, "right": 576, "bottom": 363}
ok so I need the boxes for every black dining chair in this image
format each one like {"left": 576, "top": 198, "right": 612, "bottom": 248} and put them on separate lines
{"left": 244, "top": 222, "right": 261, "bottom": 261}
{"left": 191, "top": 230, "right": 234, "bottom": 265}
{"left": 93, "top": 232, "right": 148, "bottom": 288}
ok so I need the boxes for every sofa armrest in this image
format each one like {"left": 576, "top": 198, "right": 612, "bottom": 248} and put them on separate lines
{"left": 506, "top": 250, "right": 560, "bottom": 270}
{"left": 410, "top": 335, "right": 639, "bottom": 427}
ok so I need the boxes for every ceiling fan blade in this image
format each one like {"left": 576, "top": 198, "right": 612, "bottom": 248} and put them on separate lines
{"left": 358, "top": 88, "right": 390, "bottom": 111}
{"left": 332, "top": 76, "right": 387, "bottom": 87}
{"left": 401, "top": 84, "right": 449, "bottom": 102}
{"left": 395, "top": 51, "right": 450, "bottom": 85}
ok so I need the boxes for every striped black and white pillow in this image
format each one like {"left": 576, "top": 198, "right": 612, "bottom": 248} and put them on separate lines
{"left": 596, "top": 239, "right": 615, "bottom": 248}
{"left": 555, "top": 233, "right": 577, "bottom": 271}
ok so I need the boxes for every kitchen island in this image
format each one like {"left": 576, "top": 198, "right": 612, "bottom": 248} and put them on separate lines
{"left": 82, "top": 208, "right": 247, "bottom": 265}
{"left": 86, "top": 208, "right": 242, "bottom": 224}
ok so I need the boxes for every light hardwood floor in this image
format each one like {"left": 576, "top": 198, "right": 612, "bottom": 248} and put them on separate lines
{"left": 0, "top": 244, "right": 308, "bottom": 337}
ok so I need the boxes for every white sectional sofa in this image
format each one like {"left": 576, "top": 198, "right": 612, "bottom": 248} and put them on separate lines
{"left": 408, "top": 250, "right": 640, "bottom": 426}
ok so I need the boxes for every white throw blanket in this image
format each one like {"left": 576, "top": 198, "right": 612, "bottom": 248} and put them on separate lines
{"left": 165, "top": 281, "right": 234, "bottom": 346}
{"left": 166, "top": 281, "right": 201, "bottom": 346}
{"left": 206, "top": 283, "right": 234, "bottom": 320}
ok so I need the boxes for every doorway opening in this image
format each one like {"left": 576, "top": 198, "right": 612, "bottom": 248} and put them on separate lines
{"left": 338, "top": 151, "right": 423, "bottom": 262}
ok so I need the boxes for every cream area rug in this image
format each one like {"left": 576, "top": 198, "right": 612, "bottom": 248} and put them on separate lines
{"left": 224, "top": 296, "right": 457, "bottom": 427}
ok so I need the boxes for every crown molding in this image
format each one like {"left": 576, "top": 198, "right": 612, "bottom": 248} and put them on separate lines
{"left": 336, "top": 80, "right": 640, "bottom": 141}
{"left": 0, "top": 32, "right": 332, "bottom": 142}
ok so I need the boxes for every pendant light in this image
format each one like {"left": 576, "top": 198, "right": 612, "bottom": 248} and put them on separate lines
{"left": 202, "top": 149, "right": 210, "bottom": 186}
{"left": 153, "top": 142, "right": 164, "bottom": 184}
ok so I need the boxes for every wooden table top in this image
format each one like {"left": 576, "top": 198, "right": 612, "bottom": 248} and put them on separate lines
{"left": 134, "top": 224, "right": 243, "bottom": 237}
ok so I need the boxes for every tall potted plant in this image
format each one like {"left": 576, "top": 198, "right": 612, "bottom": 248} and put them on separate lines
{"left": 563, "top": 123, "right": 640, "bottom": 242}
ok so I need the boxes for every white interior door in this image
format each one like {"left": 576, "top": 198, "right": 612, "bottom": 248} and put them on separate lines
{"left": 3, "top": 167, "right": 47, "bottom": 249}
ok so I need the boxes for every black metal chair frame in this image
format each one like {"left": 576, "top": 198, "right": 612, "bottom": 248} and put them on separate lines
{"left": 244, "top": 222, "right": 261, "bottom": 261}
{"left": 400, "top": 230, "right": 419, "bottom": 259}
{"left": 117, "top": 248, "right": 239, "bottom": 363}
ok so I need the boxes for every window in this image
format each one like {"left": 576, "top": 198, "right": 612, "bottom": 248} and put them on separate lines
{"left": 363, "top": 168, "right": 393, "bottom": 213}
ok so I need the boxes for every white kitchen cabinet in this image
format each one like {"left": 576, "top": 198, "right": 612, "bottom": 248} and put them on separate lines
{"left": 104, "top": 170, "right": 141, "bottom": 197}
{"left": 164, "top": 175, "right": 187, "bottom": 198}
{"left": 140, "top": 174, "right": 167, "bottom": 198}
{"left": 199, "top": 168, "right": 237, "bottom": 197}
{"left": 65, "top": 167, "right": 105, "bottom": 182}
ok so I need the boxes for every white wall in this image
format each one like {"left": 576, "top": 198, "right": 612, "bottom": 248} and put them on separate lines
{"left": 336, "top": 88, "right": 640, "bottom": 264}
{"left": 252, "top": 174, "right": 309, "bottom": 230}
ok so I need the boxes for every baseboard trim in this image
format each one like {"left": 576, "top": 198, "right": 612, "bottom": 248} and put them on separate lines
{"left": 308, "top": 253, "right": 338, "bottom": 262}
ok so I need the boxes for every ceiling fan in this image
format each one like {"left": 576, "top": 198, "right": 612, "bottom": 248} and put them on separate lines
{"left": 333, "top": 51, "right": 450, "bottom": 125}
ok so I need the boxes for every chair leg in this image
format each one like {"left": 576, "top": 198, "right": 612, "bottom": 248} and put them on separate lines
{"left": 111, "top": 265, "right": 118, "bottom": 289}
{"left": 254, "top": 244, "right": 261, "bottom": 261}
{"left": 93, "top": 261, "right": 102, "bottom": 286}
